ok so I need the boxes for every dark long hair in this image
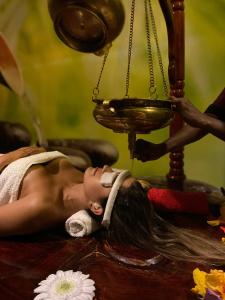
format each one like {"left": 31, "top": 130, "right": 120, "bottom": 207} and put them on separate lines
{"left": 106, "top": 181, "right": 225, "bottom": 265}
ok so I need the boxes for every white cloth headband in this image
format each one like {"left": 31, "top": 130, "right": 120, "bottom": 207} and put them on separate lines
{"left": 101, "top": 169, "right": 131, "bottom": 228}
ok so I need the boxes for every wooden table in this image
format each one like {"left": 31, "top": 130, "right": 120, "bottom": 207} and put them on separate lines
{"left": 0, "top": 213, "right": 223, "bottom": 300}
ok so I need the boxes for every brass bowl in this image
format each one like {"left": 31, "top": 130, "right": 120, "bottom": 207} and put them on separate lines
{"left": 48, "top": 0, "right": 125, "bottom": 53}
{"left": 93, "top": 98, "right": 173, "bottom": 134}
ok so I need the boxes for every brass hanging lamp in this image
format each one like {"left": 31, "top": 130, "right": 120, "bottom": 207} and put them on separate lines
{"left": 92, "top": 0, "right": 174, "bottom": 157}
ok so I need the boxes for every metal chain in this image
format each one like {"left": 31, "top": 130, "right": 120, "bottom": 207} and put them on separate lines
{"left": 125, "top": 0, "right": 136, "bottom": 98}
{"left": 144, "top": 0, "right": 157, "bottom": 99}
{"left": 147, "top": 0, "right": 169, "bottom": 97}
{"left": 92, "top": 50, "right": 109, "bottom": 99}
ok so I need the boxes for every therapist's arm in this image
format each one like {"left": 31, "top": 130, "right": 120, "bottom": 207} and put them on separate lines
{"left": 173, "top": 97, "right": 225, "bottom": 141}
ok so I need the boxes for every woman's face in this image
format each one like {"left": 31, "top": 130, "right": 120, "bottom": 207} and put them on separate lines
{"left": 83, "top": 166, "right": 135, "bottom": 206}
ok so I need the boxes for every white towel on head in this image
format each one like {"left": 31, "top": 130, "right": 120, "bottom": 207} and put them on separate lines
{"left": 65, "top": 210, "right": 101, "bottom": 237}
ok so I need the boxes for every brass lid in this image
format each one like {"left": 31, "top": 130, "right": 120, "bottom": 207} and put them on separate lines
{"left": 48, "top": 0, "right": 125, "bottom": 53}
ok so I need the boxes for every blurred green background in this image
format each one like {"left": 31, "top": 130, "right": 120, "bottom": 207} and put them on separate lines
{"left": 0, "top": 0, "right": 224, "bottom": 186}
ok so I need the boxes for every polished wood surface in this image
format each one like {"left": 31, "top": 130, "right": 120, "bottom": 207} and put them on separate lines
{"left": 0, "top": 213, "right": 223, "bottom": 300}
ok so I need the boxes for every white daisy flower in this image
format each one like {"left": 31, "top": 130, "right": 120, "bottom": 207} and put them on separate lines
{"left": 34, "top": 270, "right": 95, "bottom": 300}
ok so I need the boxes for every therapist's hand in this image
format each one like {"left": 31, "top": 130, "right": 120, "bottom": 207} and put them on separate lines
{"left": 134, "top": 139, "right": 167, "bottom": 162}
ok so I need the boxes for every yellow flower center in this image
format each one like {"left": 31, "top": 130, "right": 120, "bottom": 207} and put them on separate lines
{"left": 55, "top": 280, "right": 76, "bottom": 295}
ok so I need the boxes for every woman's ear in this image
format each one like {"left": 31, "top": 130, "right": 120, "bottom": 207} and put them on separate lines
{"left": 90, "top": 202, "right": 104, "bottom": 216}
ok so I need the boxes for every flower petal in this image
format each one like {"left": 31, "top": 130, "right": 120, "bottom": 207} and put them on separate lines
{"left": 34, "top": 285, "right": 49, "bottom": 293}
{"left": 76, "top": 293, "right": 94, "bottom": 300}
{"left": 80, "top": 274, "right": 90, "bottom": 281}
{"left": 205, "top": 270, "right": 225, "bottom": 295}
{"left": 191, "top": 268, "right": 207, "bottom": 297}
{"left": 82, "top": 279, "right": 95, "bottom": 287}
{"left": 33, "top": 292, "right": 49, "bottom": 300}
{"left": 45, "top": 274, "right": 57, "bottom": 282}
{"left": 82, "top": 286, "right": 96, "bottom": 294}
{"left": 207, "top": 220, "right": 221, "bottom": 227}
{"left": 64, "top": 270, "right": 74, "bottom": 277}
{"left": 56, "top": 270, "right": 65, "bottom": 277}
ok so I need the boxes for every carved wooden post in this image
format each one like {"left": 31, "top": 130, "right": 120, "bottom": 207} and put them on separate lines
{"left": 158, "top": 0, "right": 185, "bottom": 189}
{"left": 168, "top": 0, "right": 186, "bottom": 189}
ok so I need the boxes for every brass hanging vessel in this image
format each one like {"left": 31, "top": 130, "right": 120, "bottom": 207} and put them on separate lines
{"left": 92, "top": 0, "right": 174, "bottom": 156}
{"left": 48, "top": 0, "right": 125, "bottom": 54}
{"left": 93, "top": 98, "right": 172, "bottom": 134}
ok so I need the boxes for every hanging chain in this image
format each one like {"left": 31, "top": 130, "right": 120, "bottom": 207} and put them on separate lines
{"left": 125, "top": 0, "right": 136, "bottom": 98}
{"left": 92, "top": 50, "right": 109, "bottom": 100}
{"left": 144, "top": 0, "right": 157, "bottom": 99}
{"left": 147, "top": 0, "right": 169, "bottom": 97}
{"left": 92, "top": 0, "right": 168, "bottom": 100}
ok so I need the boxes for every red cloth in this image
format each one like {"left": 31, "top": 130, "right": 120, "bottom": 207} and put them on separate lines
{"left": 147, "top": 188, "right": 209, "bottom": 215}
{"left": 220, "top": 226, "right": 225, "bottom": 234}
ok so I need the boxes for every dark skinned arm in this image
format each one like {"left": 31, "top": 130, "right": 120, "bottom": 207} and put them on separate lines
{"left": 173, "top": 97, "right": 225, "bottom": 141}
{"left": 135, "top": 91, "right": 225, "bottom": 162}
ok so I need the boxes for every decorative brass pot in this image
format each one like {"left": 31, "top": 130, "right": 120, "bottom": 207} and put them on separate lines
{"left": 0, "top": 33, "right": 24, "bottom": 96}
{"left": 93, "top": 98, "right": 173, "bottom": 134}
{"left": 48, "top": 0, "right": 125, "bottom": 53}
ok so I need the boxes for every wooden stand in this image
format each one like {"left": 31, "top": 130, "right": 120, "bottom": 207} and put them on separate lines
{"left": 157, "top": 0, "right": 218, "bottom": 194}
{"left": 159, "top": 0, "right": 185, "bottom": 189}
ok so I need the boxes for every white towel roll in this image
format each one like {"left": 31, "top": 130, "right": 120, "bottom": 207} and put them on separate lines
{"left": 65, "top": 210, "right": 101, "bottom": 237}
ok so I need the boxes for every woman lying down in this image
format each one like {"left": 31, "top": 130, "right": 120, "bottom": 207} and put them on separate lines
{"left": 0, "top": 146, "right": 225, "bottom": 266}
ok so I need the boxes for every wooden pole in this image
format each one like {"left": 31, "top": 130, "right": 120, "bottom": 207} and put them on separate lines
{"left": 159, "top": 0, "right": 185, "bottom": 189}
{"left": 167, "top": 0, "right": 185, "bottom": 189}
